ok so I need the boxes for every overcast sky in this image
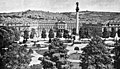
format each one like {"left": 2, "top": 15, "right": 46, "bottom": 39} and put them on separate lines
{"left": 0, "top": 0, "right": 120, "bottom": 13}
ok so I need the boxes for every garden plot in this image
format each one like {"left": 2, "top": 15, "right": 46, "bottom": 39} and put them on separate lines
{"left": 66, "top": 43, "right": 88, "bottom": 55}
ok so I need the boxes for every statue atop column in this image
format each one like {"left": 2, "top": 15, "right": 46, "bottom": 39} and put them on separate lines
{"left": 76, "top": 2, "right": 79, "bottom": 12}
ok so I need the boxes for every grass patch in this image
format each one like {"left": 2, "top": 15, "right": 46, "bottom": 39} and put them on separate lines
{"left": 35, "top": 49, "right": 48, "bottom": 55}
{"left": 68, "top": 53, "right": 81, "bottom": 60}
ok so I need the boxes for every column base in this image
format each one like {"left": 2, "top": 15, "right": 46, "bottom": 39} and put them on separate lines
{"left": 75, "top": 35, "right": 79, "bottom": 40}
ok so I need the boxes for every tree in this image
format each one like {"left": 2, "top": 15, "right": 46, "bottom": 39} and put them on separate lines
{"left": 72, "top": 28, "right": 76, "bottom": 35}
{"left": 79, "top": 27, "right": 84, "bottom": 38}
{"left": 0, "top": 26, "right": 31, "bottom": 69}
{"left": 110, "top": 27, "right": 116, "bottom": 38}
{"left": 56, "top": 29, "right": 62, "bottom": 38}
{"left": 48, "top": 29, "right": 54, "bottom": 43}
{"left": 41, "top": 28, "right": 46, "bottom": 40}
{"left": 0, "top": 26, "right": 20, "bottom": 48}
{"left": 30, "top": 28, "right": 36, "bottom": 39}
{"left": 36, "top": 44, "right": 41, "bottom": 50}
{"left": 0, "top": 27, "right": 11, "bottom": 48}
{"left": 84, "top": 28, "right": 91, "bottom": 38}
{"left": 10, "top": 27, "right": 20, "bottom": 41}
{"left": 90, "top": 27, "right": 102, "bottom": 37}
{"left": 102, "top": 27, "right": 109, "bottom": 38}
{"left": 117, "top": 29, "right": 120, "bottom": 37}
{"left": 63, "top": 30, "right": 69, "bottom": 39}
{"left": 23, "top": 30, "right": 29, "bottom": 41}
{"left": 48, "top": 38, "right": 67, "bottom": 51}
{"left": 30, "top": 64, "right": 42, "bottom": 69}
{"left": 79, "top": 27, "right": 91, "bottom": 39}
{"left": 40, "top": 38, "right": 69, "bottom": 69}
{"left": 80, "top": 36, "right": 112, "bottom": 69}
{"left": 112, "top": 44, "right": 120, "bottom": 69}
{"left": 2, "top": 43, "right": 32, "bottom": 69}
{"left": 0, "top": 26, "right": 11, "bottom": 69}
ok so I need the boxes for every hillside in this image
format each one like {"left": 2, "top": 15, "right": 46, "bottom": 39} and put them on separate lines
{"left": 62, "top": 11, "right": 120, "bottom": 24}
{"left": 1, "top": 10, "right": 120, "bottom": 24}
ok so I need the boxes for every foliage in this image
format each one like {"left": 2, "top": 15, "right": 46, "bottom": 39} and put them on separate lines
{"left": 28, "top": 48, "right": 33, "bottom": 54}
{"left": 102, "top": 27, "right": 109, "bottom": 38}
{"left": 72, "top": 28, "right": 76, "bottom": 35}
{"left": 49, "top": 38, "right": 67, "bottom": 52}
{"left": 117, "top": 29, "right": 120, "bottom": 37}
{"left": 110, "top": 27, "right": 116, "bottom": 38}
{"left": 24, "top": 30, "right": 29, "bottom": 40}
{"left": 30, "top": 28, "right": 36, "bottom": 39}
{"left": 48, "top": 29, "right": 54, "bottom": 38}
{"left": 0, "top": 27, "right": 11, "bottom": 48}
{"left": 10, "top": 27, "right": 20, "bottom": 41}
{"left": 1, "top": 43, "right": 32, "bottom": 69}
{"left": 79, "top": 27, "right": 84, "bottom": 38}
{"left": 112, "top": 44, "right": 120, "bottom": 69}
{"left": 63, "top": 30, "right": 69, "bottom": 39}
{"left": 0, "top": 26, "right": 20, "bottom": 69}
{"left": 30, "top": 64, "right": 42, "bottom": 69}
{"left": 0, "top": 26, "right": 31, "bottom": 69}
{"left": 56, "top": 30, "right": 62, "bottom": 38}
{"left": 79, "top": 27, "right": 91, "bottom": 38}
{"left": 0, "top": 26, "right": 20, "bottom": 48}
{"left": 84, "top": 28, "right": 91, "bottom": 38}
{"left": 48, "top": 29, "right": 54, "bottom": 43}
{"left": 91, "top": 28, "right": 102, "bottom": 37}
{"left": 39, "top": 38, "right": 69, "bottom": 69}
{"left": 80, "top": 36, "right": 112, "bottom": 69}
{"left": 41, "top": 28, "right": 46, "bottom": 39}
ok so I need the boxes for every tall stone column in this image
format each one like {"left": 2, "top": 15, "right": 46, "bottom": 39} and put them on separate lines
{"left": 102, "top": 27, "right": 104, "bottom": 32}
{"left": 76, "top": 2, "right": 79, "bottom": 35}
{"left": 65, "top": 23, "right": 67, "bottom": 30}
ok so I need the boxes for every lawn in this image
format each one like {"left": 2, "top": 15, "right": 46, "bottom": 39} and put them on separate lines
{"left": 35, "top": 49, "right": 48, "bottom": 55}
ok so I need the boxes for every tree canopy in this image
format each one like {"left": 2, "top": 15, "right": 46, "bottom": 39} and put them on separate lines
{"left": 110, "top": 27, "right": 116, "bottom": 38}
{"left": 63, "top": 30, "right": 69, "bottom": 39}
{"left": 80, "top": 36, "right": 112, "bottom": 69}
{"left": 48, "top": 29, "right": 54, "bottom": 38}
{"left": 2, "top": 43, "right": 32, "bottom": 69}
{"left": 39, "top": 38, "right": 69, "bottom": 69}
{"left": 72, "top": 28, "right": 76, "bottom": 35}
{"left": 102, "top": 27, "right": 109, "bottom": 38}
{"left": 56, "top": 30, "right": 62, "bottom": 38}
{"left": 30, "top": 28, "right": 36, "bottom": 39}
{"left": 41, "top": 28, "right": 46, "bottom": 39}
{"left": 0, "top": 26, "right": 20, "bottom": 49}
{"left": 112, "top": 44, "right": 120, "bottom": 69}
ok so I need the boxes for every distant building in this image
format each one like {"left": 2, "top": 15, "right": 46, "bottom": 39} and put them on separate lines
{"left": 37, "top": 20, "right": 77, "bottom": 33}
{"left": 102, "top": 20, "right": 120, "bottom": 32}
{"left": 54, "top": 21, "right": 67, "bottom": 32}
{"left": 0, "top": 22, "right": 30, "bottom": 32}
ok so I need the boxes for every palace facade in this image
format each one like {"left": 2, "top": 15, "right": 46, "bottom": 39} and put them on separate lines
{"left": 102, "top": 20, "right": 120, "bottom": 32}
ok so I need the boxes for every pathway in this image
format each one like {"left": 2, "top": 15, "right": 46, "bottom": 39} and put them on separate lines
{"left": 29, "top": 50, "right": 43, "bottom": 66}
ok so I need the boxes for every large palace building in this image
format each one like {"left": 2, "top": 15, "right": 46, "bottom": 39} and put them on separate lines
{"left": 3, "top": 19, "right": 120, "bottom": 37}
{"left": 0, "top": 20, "right": 79, "bottom": 33}
{"left": 102, "top": 20, "right": 120, "bottom": 32}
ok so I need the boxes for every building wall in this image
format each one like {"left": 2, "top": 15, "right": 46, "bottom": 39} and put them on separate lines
{"left": 28, "top": 22, "right": 85, "bottom": 33}
{"left": 0, "top": 23, "right": 30, "bottom": 32}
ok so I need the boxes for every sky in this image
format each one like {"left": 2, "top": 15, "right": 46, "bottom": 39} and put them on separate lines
{"left": 0, "top": 0, "right": 120, "bottom": 13}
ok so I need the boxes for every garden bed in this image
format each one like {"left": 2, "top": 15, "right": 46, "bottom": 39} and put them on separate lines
{"left": 35, "top": 50, "right": 48, "bottom": 55}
